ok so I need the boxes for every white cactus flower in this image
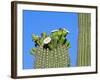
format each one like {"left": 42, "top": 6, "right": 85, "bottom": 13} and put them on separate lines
{"left": 51, "top": 29, "right": 58, "bottom": 33}
{"left": 63, "top": 28, "right": 69, "bottom": 33}
{"left": 43, "top": 37, "right": 51, "bottom": 44}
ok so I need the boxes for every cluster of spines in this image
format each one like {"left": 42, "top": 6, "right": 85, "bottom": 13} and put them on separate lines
{"left": 34, "top": 44, "right": 70, "bottom": 69}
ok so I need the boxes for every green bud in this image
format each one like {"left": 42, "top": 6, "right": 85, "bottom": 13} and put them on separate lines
{"left": 59, "top": 37, "right": 65, "bottom": 44}
{"left": 65, "top": 41, "right": 71, "bottom": 48}
{"left": 39, "top": 38, "right": 44, "bottom": 46}
{"left": 57, "top": 30, "right": 62, "bottom": 36}
{"left": 32, "top": 34, "right": 39, "bottom": 41}
{"left": 62, "top": 30, "right": 67, "bottom": 37}
{"left": 41, "top": 32, "right": 47, "bottom": 38}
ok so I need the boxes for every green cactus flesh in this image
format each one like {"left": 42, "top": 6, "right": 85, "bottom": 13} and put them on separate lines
{"left": 33, "top": 44, "right": 70, "bottom": 69}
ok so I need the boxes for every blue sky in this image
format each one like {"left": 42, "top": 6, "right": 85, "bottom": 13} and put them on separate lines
{"left": 23, "top": 10, "right": 78, "bottom": 69}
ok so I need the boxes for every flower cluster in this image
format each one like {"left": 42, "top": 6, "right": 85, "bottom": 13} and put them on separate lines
{"left": 32, "top": 28, "right": 70, "bottom": 51}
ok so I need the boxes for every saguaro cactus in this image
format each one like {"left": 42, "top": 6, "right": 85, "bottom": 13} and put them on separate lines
{"left": 77, "top": 13, "right": 91, "bottom": 66}
{"left": 31, "top": 28, "right": 71, "bottom": 69}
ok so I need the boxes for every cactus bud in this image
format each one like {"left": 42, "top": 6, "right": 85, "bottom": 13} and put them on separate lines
{"left": 32, "top": 34, "right": 39, "bottom": 41}
{"left": 41, "top": 32, "right": 47, "bottom": 38}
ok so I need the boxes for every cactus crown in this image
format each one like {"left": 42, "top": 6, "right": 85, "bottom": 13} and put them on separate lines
{"left": 31, "top": 28, "right": 70, "bottom": 54}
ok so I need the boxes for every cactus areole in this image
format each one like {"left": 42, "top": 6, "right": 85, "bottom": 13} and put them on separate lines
{"left": 31, "top": 28, "right": 71, "bottom": 68}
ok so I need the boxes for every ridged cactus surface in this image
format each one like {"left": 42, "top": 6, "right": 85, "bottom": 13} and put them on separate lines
{"left": 31, "top": 28, "right": 71, "bottom": 69}
{"left": 33, "top": 45, "right": 70, "bottom": 68}
{"left": 77, "top": 13, "right": 91, "bottom": 66}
